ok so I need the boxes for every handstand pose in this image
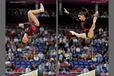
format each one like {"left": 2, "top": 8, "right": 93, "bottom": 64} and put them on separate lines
{"left": 64, "top": 8, "right": 98, "bottom": 39}
{"left": 19, "top": 3, "right": 44, "bottom": 43}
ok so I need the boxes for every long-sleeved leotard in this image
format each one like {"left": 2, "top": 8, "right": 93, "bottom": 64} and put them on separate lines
{"left": 19, "top": 23, "right": 39, "bottom": 36}
{"left": 67, "top": 13, "right": 93, "bottom": 37}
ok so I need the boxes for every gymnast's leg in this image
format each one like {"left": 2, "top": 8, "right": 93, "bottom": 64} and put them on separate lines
{"left": 88, "top": 11, "right": 98, "bottom": 38}
{"left": 27, "top": 3, "right": 45, "bottom": 26}
{"left": 69, "top": 31, "right": 88, "bottom": 39}
{"left": 19, "top": 3, "right": 44, "bottom": 29}
{"left": 22, "top": 3, "right": 45, "bottom": 43}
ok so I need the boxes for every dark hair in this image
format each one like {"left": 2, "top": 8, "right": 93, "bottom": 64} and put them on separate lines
{"left": 78, "top": 8, "right": 90, "bottom": 18}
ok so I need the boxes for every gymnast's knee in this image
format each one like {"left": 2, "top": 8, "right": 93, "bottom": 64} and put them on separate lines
{"left": 28, "top": 10, "right": 33, "bottom": 15}
{"left": 88, "top": 34, "right": 93, "bottom": 38}
{"left": 92, "top": 26, "right": 95, "bottom": 30}
{"left": 77, "top": 35, "right": 81, "bottom": 38}
{"left": 92, "top": 24, "right": 96, "bottom": 29}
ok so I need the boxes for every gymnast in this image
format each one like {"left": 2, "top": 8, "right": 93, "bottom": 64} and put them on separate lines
{"left": 19, "top": 3, "right": 44, "bottom": 43}
{"left": 64, "top": 8, "right": 98, "bottom": 39}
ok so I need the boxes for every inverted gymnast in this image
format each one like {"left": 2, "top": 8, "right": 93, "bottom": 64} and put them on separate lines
{"left": 64, "top": 8, "right": 99, "bottom": 39}
{"left": 18, "top": 3, "right": 44, "bottom": 43}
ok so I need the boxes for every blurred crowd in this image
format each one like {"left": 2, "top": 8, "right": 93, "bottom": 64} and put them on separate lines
{"left": 58, "top": 25, "right": 109, "bottom": 75}
{"left": 5, "top": 23, "right": 109, "bottom": 76}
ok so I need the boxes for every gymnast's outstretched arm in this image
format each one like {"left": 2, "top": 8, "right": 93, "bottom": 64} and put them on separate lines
{"left": 64, "top": 8, "right": 78, "bottom": 21}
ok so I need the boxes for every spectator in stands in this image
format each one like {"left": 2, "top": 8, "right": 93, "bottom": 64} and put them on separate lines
{"left": 59, "top": 52, "right": 64, "bottom": 61}
{"left": 92, "top": 64, "right": 96, "bottom": 70}
{"left": 87, "top": 55, "right": 92, "bottom": 61}
{"left": 39, "top": 37, "right": 44, "bottom": 44}
{"left": 97, "top": 64, "right": 103, "bottom": 72}
{"left": 50, "top": 55, "right": 54, "bottom": 61}
{"left": 25, "top": 66, "right": 31, "bottom": 73}
{"left": 5, "top": 58, "right": 11, "bottom": 66}
{"left": 92, "top": 53, "right": 97, "bottom": 61}
{"left": 24, "top": 52, "right": 29, "bottom": 60}
{"left": 78, "top": 54, "right": 83, "bottom": 61}
{"left": 38, "top": 51, "right": 44, "bottom": 60}
{"left": 40, "top": 26, "right": 44, "bottom": 34}
{"left": 98, "top": 38, "right": 103, "bottom": 45}
{"left": 8, "top": 50, "right": 14, "bottom": 60}
{"left": 46, "top": 60, "right": 51, "bottom": 69}
{"left": 83, "top": 45, "right": 89, "bottom": 50}
{"left": 31, "top": 64, "right": 36, "bottom": 71}
{"left": 73, "top": 38, "right": 78, "bottom": 43}
{"left": 105, "top": 70, "right": 109, "bottom": 76}
{"left": 39, "top": 62, "right": 45, "bottom": 70}
{"left": 18, "top": 65, "right": 25, "bottom": 73}
{"left": 89, "top": 65, "right": 94, "bottom": 71}
{"left": 72, "top": 66, "right": 77, "bottom": 72}
{"left": 10, "top": 69, "right": 14, "bottom": 73}
{"left": 83, "top": 66, "right": 89, "bottom": 73}
{"left": 17, "top": 47, "right": 22, "bottom": 52}
{"left": 103, "top": 62, "right": 109, "bottom": 71}
{"left": 81, "top": 51, "right": 87, "bottom": 59}
{"left": 43, "top": 69, "right": 47, "bottom": 75}
{"left": 71, "top": 43, "right": 76, "bottom": 52}
{"left": 29, "top": 55, "right": 34, "bottom": 61}
{"left": 14, "top": 66, "right": 19, "bottom": 72}
{"left": 64, "top": 51, "right": 72, "bottom": 60}
{"left": 72, "top": 51, "right": 78, "bottom": 61}
{"left": 69, "top": 63, "right": 73, "bottom": 71}
{"left": 50, "top": 49, "right": 56, "bottom": 56}
{"left": 48, "top": 69, "right": 55, "bottom": 75}
{"left": 97, "top": 55, "right": 103, "bottom": 62}
{"left": 76, "top": 45, "right": 80, "bottom": 53}
{"left": 76, "top": 66, "right": 82, "bottom": 72}
{"left": 33, "top": 53, "right": 39, "bottom": 61}
{"left": 10, "top": 63, "right": 16, "bottom": 71}
{"left": 50, "top": 63, "right": 56, "bottom": 70}
{"left": 58, "top": 61, "right": 61, "bottom": 70}
{"left": 99, "top": 27, "right": 103, "bottom": 35}
{"left": 14, "top": 52, "right": 19, "bottom": 60}
{"left": 101, "top": 70, "right": 106, "bottom": 76}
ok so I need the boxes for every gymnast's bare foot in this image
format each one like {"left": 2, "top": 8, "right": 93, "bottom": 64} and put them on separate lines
{"left": 40, "top": 3, "right": 45, "bottom": 13}
{"left": 93, "top": 11, "right": 99, "bottom": 23}
{"left": 69, "top": 31, "right": 76, "bottom": 35}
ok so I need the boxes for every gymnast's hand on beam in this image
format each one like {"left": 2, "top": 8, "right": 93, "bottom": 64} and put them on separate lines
{"left": 64, "top": 8, "right": 69, "bottom": 14}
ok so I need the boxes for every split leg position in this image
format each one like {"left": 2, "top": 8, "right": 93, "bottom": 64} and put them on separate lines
{"left": 69, "top": 11, "right": 98, "bottom": 39}
{"left": 19, "top": 3, "right": 45, "bottom": 43}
